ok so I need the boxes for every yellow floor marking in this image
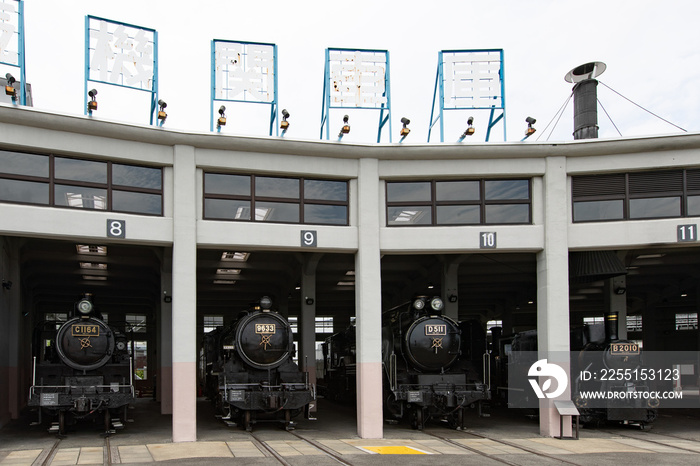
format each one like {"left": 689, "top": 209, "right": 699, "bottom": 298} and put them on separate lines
{"left": 359, "top": 446, "right": 429, "bottom": 455}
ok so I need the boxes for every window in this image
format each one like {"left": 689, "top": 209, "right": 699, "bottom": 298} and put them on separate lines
{"left": 627, "top": 315, "right": 642, "bottom": 332}
{"left": 486, "top": 320, "right": 502, "bottom": 335}
{"left": 0, "top": 150, "right": 163, "bottom": 215}
{"left": 572, "top": 169, "right": 700, "bottom": 223}
{"left": 204, "top": 315, "right": 224, "bottom": 333}
{"left": 288, "top": 316, "right": 334, "bottom": 334}
{"left": 583, "top": 316, "right": 604, "bottom": 325}
{"left": 675, "top": 313, "right": 698, "bottom": 330}
{"left": 386, "top": 179, "right": 531, "bottom": 226}
{"left": 203, "top": 173, "right": 348, "bottom": 225}
{"left": 126, "top": 314, "right": 147, "bottom": 333}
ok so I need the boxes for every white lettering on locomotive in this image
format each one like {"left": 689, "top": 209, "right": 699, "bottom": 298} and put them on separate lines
{"left": 425, "top": 324, "right": 447, "bottom": 336}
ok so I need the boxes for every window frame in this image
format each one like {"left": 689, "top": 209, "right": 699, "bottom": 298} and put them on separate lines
{"left": 203, "top": 172, "right": 349, "bottom": 226}
{"left": 0, "top": 149, "right": 164, "bottom": 216}
{"left": 572, "top": 169, "right": 700, "bottom": 223}
{"left": 385, "top": 178, "right": 532, "bottom": 226}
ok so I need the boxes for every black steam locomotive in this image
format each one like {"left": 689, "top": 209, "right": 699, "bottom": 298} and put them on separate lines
{"left": 202, "top": 296, "right": 315, "bottom": 431}
{"left": 492, "top": 312, "right": 657, "bottom": 428}
{"left": 323, "top": 295, "right": 490, "bottom": 430}
{"left": 28, "top": 294, "right": 134, "bottom": 435}
{"left": 573, "top": 312, "right": 658, "bottom": 428}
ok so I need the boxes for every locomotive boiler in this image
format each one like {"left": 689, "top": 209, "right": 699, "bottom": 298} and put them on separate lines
{"left": 202, "top": 296, "right": 315, "bottom": 431}
{"left": 382, "top": 296, "right": 490, "bottom": 429}
{"left": 28, "top": 294, "right": 134, "bottom": 435}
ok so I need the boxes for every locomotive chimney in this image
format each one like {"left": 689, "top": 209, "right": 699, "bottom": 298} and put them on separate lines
{"left": 604, "top": 311, "right": 619, "bottom": 342}
{"left": 565, "top": 61, "right": 606, "bottom": 140}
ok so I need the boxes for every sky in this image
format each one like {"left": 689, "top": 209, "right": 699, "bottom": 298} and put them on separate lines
{"left": 3, "top": 0, "right": 700, "bottom": 144}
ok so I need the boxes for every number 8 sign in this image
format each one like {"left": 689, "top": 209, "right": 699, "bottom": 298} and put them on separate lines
{"left": 107, "top": 219, "right": 126, "bottom": 238}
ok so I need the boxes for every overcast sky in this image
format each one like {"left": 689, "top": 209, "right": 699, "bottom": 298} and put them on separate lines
{"left": 5, "top": 0, "right": 700, "bottom": 144}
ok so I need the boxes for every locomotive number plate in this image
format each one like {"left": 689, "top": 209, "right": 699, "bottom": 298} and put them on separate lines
{"left": 610, "top": 342, "right": 640, "bottom": 355}
{"left": 71, "top": 324, "right": 100, "bottom": 336}
{"left": 255, "top": 323, "right": 276, "bottom": 334}
{"left": 425, "top": 324, "right": 447, "bottom": 336}
{"left": 40, "top": 392, "right": 59, "bottom": 406}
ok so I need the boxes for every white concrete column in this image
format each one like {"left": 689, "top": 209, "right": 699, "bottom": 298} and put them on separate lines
{"left": 354, "top": 158, "right": 383, "bottom": 439}
{"left": 537, "top": 156, "right": 572, "bottom": 437}
{"left": 171, "top": 145, "right": 197, "bottom": 442}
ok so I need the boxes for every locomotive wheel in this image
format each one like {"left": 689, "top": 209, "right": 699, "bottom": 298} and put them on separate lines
{"left": 243, "top": 411, "right": 252, "bottom": 432}
{"left": 58, "top": 411, "right": 65, "bottom": 436}
{"left": 104, "top": 410, "right": 111, "bottom": 434}
{"left": 411, "top": 408, "right": 424, "bottom": 430}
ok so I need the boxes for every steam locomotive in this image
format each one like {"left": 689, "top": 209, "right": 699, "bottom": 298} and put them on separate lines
{"left": 28, "top": 294, "right": 134, "bottom": 435}
{"left": 202, "top": 296, "right": 315, "bottom": 431}
{"left": 491, "top": 312, "right": 657, "bottom": 428}
{"left": 323, "top": 296, "right": 490, "bottom": 430}
{"left": 573, "top": 312, "right": 658, "bottom": 428}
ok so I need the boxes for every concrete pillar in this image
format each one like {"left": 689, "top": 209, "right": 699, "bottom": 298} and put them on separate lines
{"left": 537, "top": 156, "right": 572, "bottom": 437}
{"left": 171, "top": 146, "right": 198, "bottom": 442}
{"left": 1, "top": 237, "right": 21, "bottom": 422}
{"left": 300, "top": 253, "right": 322, "bottom": 417}
{"left": 605, "top": 274, "right": 628, "bottom": 340}
{"left": 159, "top": 250, "right": 173, "bottom": 414}
{"left": 354, "top": 158, "right": 383, "bottom": 439}
{"left": 442, "top": 258, "right": 461, "bottom": 321}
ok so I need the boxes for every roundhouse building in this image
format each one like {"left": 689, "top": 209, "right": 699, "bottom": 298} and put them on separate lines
{"left": 0, "top": 103, "right": 699, "bottom": 441}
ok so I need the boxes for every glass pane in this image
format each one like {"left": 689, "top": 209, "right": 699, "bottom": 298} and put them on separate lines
{"left": 304, "top": 179, "right": 347, "bottom": 201}
{"left": 255, "top": 201, "right": 299, "bottom": 222}
{"left": 113, "top": 164, "right": 162, "bottom": 189}
{"left": 573, "top": 200, "right": 624, "bottom": 221}
{"left": 436, "top": 181, "right": 479, "bottom": 201}
{"left": 485, "top": 180, "right": 529, "bottom": 200}
{"left": 0, "top": 178, "right": 49, "bottom": 204}
{"left": 55, "top": 157, "right": 107, "bottom": 183}
{"left": 304, "top": 204, "right": 347, "bottom": 225}
{"left": 0, "top": 150, "right": 49, "bottom": 177}
{"left": 256, "top": 177, "right": 299, "bottom": 199}
{"left": 689, "top": 196, "right": 700, "bottom": 216}
{"left": 55, "top": 185, "right": 107, "bottom": 210}
{"left": 485, "top": 204, "right": 530, "bottom": 223}
{"left": 204, "top": 173, "right": 250, "bottom": 196}
{"left": 387, "top": 206, "right": 432, "bottom": 225}
{"left": 437, "top": 205, "right": 480, "bottom": 224}
{"left": 204, "top": 199, "right": 251, "bottom": 220}
{"left": 386, "top": 182, "right": 431, "bottom": 202}
{"left": 630, "top": 197, "right": 680, "bottom": 219}
{"left": 113, "top": 191, "right": 162, "bottom": 215}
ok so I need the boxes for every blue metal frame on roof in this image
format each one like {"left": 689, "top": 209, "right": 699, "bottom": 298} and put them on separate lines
{"left": 428, "top": 49, "right": 506, "bottom": 142}
{"left": 210, "top": 39, "right": 279, "bottom": 135}
{"left": 0, "top": 0, "right": 27, "bottom": 105}
{"left": 320, "top": 47, "right": 392, "bottom": 143}
{"left": 84, "top": 15, "right": 159, "bottom": 125}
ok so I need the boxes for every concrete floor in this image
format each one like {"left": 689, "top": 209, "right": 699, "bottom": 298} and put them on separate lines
{"left": 1, "top": 396, "right": 699, "bottom": 465}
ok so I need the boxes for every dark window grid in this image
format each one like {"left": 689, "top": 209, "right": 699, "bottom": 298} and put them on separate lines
{"left": 203, "top": 173, "right": 349, "bottom": 225}
{"left": 0, "top": 152, "right": 163, "bottom": 215}
{"left": 386, "top": 179, "right": 531, "bottom": 226}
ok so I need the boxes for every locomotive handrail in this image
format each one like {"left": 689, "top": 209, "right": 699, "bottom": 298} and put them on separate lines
{"left": 483, "top": 352, "right": 491, "bottom": 390}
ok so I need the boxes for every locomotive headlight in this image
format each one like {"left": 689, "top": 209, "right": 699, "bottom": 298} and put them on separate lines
{"left": 413, "top": 299, "right": 425, "bottom": 310}
{"left": 430, "top": 297, "right": 444, "bottom": 312}
{"left": 77, "top": 298, "right": 93, "bottom": 315}
{"left": 260, "top": 296, "right": 272, "bottom": 310}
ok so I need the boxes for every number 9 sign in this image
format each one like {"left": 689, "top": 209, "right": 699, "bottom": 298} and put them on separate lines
{"left": 301, "top": 230, "right": 317, "bottom": 247}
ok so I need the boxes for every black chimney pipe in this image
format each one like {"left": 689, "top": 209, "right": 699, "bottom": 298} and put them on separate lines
{"left": 565, "top": 62, "right": 606, "bottom": 140}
